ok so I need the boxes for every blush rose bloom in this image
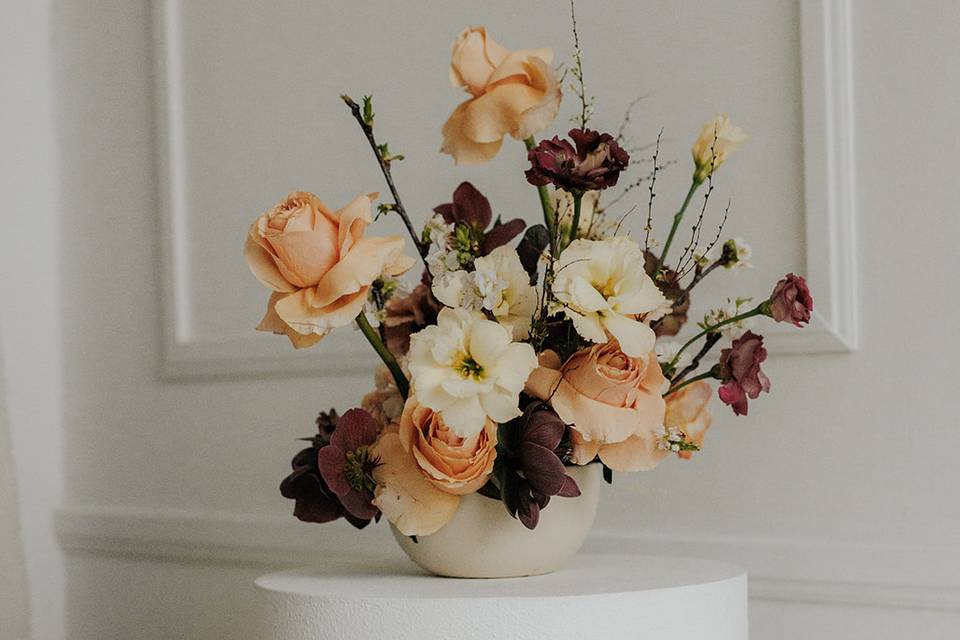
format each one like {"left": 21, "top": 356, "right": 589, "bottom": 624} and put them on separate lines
{"left": 525, "top": 340, "right": 668, "bottom": 472}
{"left": 399, "top": 396, "right": 497, "bottom": 495}
{"left": 372, "top": 397, "right": 498, "bottom": 537}
{"left": 441, "top": 27, "right": 562, "bottom": 165}
{"left": 244, "top": 192, "right": 413, "bottom": 347}
{"left": 664, "top": 380, "right": 713, "bottom": 460}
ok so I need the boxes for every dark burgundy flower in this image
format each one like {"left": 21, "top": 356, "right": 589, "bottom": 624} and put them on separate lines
{"left": 766, "top": 273, "right": 813, "bottom": 327}
{"left": 317, "top": 408, "right": 381, "bottom": 521}
{"left": 501, "top": 402, "right": 580, "bottom": 530}
{"left": 383, "top": 283, "right": 442, "bottom": 355}
{"left": 716, "top": 331, "right": 771, "bottom": 416}
{"left": 433, "top": 182, "right": 525, "bottom": 254}
{"left": 279, "top": 408, "right": 375, "bottom": 529}
{"left": 525, "top": 128, "right": 630, "bottom": 192}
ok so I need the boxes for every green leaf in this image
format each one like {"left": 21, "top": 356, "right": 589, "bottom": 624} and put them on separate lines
{"left": 362, "top": 95, "right": 375, "bottom": 126}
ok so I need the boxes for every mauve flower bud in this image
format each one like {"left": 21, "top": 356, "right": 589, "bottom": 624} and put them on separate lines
{"left": 716, "top": 331, "right": 770, "bottom": 416}
{"left": 525, "top": 129, "right": 629, "bottom": 192}
{"left": 766, "top": 273, "right": 813, "bottom": 327}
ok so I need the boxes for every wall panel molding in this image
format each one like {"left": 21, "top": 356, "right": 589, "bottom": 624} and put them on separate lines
{"left": 58, "top": 505, "right": 959, "bottom": 611}
{"left": 154, "top": 0, "right": 857, "bottom": 379}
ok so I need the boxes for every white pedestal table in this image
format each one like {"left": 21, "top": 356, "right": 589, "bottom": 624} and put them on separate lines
{"left": 255, "top": 553, "right": 747, "bottom": 639}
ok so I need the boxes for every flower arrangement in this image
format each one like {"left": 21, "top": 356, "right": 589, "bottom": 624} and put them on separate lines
{"left": 245, "top": 9, "right": 813, "bottom": 540}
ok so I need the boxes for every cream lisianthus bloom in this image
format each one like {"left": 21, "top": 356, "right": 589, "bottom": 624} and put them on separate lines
{"left": 431, "top": 246, "right": 537, "bottom": 340}
{"left": 692, "top": 115, "right": 747, "bottom": 182}
{"left": 407, "top": 308, "right": 537, "bottom": 437}
{"left": 553, "top": 236, "right": 667, "bottom": 357}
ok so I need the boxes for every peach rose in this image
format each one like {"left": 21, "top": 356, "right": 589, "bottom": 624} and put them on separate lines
{"left": 399, "top": 396, "right": 497, "bottom": 495}
{"left": 525, "top": 341, "right": 668, "bottom": 472}
{"left": 441, "top": 27, "right": 561, "bottom": 165}
{"left": 664, "top": 380, "right": 713, "bottom": 460}
{"left": 244, "top": 192, "right": 413, "bottom": 348}
{"left": 371, "top": 428, "right": 460, "bottom": 537}
{"left": 371, "top": 396, "right": 499, "bottom": 536}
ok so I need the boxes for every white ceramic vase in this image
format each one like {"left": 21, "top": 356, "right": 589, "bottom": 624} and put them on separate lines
{"left": 391, "top": 464, "right": 602, "bottom": 578}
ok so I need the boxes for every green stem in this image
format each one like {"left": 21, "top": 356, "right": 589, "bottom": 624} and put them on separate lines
{"left": 664, "top": 371, "right": 716, "bottom": 398}
{"left": 565, "top": 191, "right": 583, "bottom": 250}
{"left": 524, "top": 137, "right": 557, "bottom": 239}
{"left": 355, "top": 312, "right": 409, "bottom": 399}
{"left": 671, "top": 307, "right": 764, "bottom": 365}
{"left": 655, "top": 179, "right": 701, "bottom": 276}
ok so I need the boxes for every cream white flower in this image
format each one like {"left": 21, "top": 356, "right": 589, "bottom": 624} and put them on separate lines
{"left": 553, "top": 236, "right": 667, "bottom": 357}
{"left": 692, "top": 115, "right": 747, "bottom": 182}
{"left": 656, "top": 340, "right": 691, "bottom": 370}
{"left": 432, "top": 247, "right": 537, "bottom": 340}
{"left": 723, "top": 237, "right": 753, "bottom": 271}
{"left": 552, "top": 189, "right": 599, "bottom": 238}
{"left": 407, "top": 308, "right": 537, "bottom": 437}
{"left": 702, "top": 297, "right": 755, "bottom": 339}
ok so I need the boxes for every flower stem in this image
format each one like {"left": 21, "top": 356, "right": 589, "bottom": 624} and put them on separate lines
{"left": 655, "top": 179, "right": 701, "bottom": 276}
{"left": 565, "top": 190, "right": 583, "bottom": 250}
{"left": 664, "top": 371, "right": 716, "bottom": 398}
{"left": 355, "top": 312, "right": 409, "bottom": 399}
{"left": 524, "top": 137, "right": 557, "bottom": 238}
{"left": 671, "top": 307, "right": 764, "bottom": 365}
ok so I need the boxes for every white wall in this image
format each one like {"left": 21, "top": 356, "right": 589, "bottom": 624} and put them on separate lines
{"left": 1, "top": 0, "right": 64, "bottom": 637}
{"left": 45, "top": 1, "right": 960, "bottom": 639}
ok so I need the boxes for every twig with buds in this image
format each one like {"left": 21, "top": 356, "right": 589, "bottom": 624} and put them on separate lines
{"left": 341, "top": 94, "right": 428, "bottom": 265}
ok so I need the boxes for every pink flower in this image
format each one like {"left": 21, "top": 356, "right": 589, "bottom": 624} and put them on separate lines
{"left": 767, "top": 273, "right": 813, "bottom": 327}
{"left": 316, "top": 409, "right": 381, "bottom": 521}
{"left": 716, "top": 331, "right": 770, "bottom": 416}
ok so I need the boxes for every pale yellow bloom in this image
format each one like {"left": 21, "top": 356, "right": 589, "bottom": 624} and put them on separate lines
{"left": 692, "top": 115, "right": 747, "bottom": 182}
{"left": 552, "top": 237, "right": 666, "bottom": 358}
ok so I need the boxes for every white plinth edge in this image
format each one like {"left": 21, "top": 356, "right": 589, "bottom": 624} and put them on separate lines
{"left": 255, "top": 553, "right": 747, "bottom": 640}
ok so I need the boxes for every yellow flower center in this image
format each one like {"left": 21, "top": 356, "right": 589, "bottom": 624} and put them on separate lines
{"left": 592, "top": 279, "right": 616, "bottom": 299}
{"left": 456, "top": 354, "right": 485, "bottom": 381}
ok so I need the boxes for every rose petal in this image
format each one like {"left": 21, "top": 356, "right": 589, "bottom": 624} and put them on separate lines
{"left": 372, "top": 433, "right": 460, "bottom": 537}
{"left": 441, "top": 100, "right": 505, "bottom": 166}
{"left": 256, "top": 292, "right": 327, "bottom": 349}
{"left": 597, "top": 431, "right": 668, "bottom": 472}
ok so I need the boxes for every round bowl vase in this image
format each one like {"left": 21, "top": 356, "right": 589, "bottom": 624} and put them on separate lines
{"left": 390, "top": 464, "right": 602, "bottom": 578}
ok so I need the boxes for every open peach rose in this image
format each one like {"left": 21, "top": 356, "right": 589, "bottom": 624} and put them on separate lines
{"left": 371, "top": 427, "right": 460, "bottom": 537}
{"left": 244, "top": 192, "right": 413, "bottom": 348}
{"left": 664, "top": 380, "right": 713, "bottom": 460}
{"left": 371, "top": 396, "right": 500, "bottom": 537}
{"left": 441, "top": 27, "right": 561, "bottom": 165}
{"left": 399, "top": 396, "right": 497, "bottom": 495}
{"left": 525, "top": 340, "right": 668, "bottom": 472}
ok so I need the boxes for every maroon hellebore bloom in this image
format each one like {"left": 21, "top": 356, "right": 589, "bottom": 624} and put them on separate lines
{"left": 279, "top": 409, "right": 374, "bottom": 529}
{"left": 716, "top": 331, "right": 771, "bottom": 416}
{"left": 317, "top": 408, "right": 381, "bottom": 521}
{"left": 766, "top": 273, "right": 813, "bottom": 327}
{"left": 525, "top": 128, "right": 630, "bottom": 192}
{"left": 433, "top": 182, "right": 526, "bottom": 255}
{"left": 503, "top": 402, "right": 580, "bottom": 530}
